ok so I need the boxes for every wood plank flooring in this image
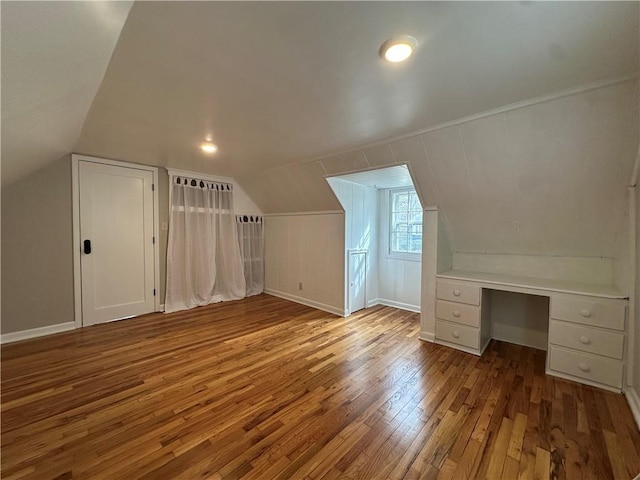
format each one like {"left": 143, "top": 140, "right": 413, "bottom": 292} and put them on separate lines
{"left": 2, "top": 294, "right": 639, "bottom": 479}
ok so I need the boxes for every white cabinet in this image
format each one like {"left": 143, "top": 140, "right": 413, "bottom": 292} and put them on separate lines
{"left": 436, "top": 279, "right": 480, "bottom": 305}
{"left": 435, "top": 279, "right": 490, "bottom": 355}
{"left": 433, "top": 271, "right": 627, "bottom": 392}
{"left": 547, "top": 293, "right": 626, "bottom": 390}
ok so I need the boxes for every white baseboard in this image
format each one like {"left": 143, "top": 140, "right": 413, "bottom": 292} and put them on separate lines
{"left": 367, "top": 298, "right": 381, "bottom": 308}
{"left": 491, "top": 333, "right": 547, "bottom": 352}
{"left": 419, "top": 332, "right": 435, "bottom": 342}
{"left": 377, "top": 298, "right": 421, "bottom": 313}
{"left": 1, "top": 322, "right": 76, "bottom": 344}
{"left": 264, "top": 289, "right": 346, "bottom": 317}
{"left": 625, "top": 387, "right": 640, "bottom": 431}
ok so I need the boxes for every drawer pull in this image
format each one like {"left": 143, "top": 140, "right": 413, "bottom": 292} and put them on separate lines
{"left": 452, "top": 331, "right": 460, "bottom": 339}
{"left": 578, "top": 363, "right": 590, "bottom": 372}
{"left": 579, "top": 336, "right": 591, "bottom": 345}
{"left": 580, "top": 309, "right": 592, "bottom": 318}
{"left": 452, "top": 310, "right": 460, "bottom": 318}
{"left": 452, "top": 289, "right": 461, "bottom": 297}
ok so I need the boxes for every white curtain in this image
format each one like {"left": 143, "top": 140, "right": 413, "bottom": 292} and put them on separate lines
{"left": 165, "top": 176, "right": 246, "bottom": 313}
{"left": 236, "top": 215, "right": 264, "bottom": 297}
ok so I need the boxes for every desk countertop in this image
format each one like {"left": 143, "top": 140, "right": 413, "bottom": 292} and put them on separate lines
{"left": 436, "top": 270, "right": 627, "bottom": 299}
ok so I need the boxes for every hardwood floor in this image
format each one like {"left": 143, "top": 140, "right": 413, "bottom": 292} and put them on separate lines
{"left": 2, "top": 294, "right": 639, "bottom": 480}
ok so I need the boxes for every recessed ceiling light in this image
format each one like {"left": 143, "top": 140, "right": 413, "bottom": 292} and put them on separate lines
{"left": 200, "top": 142, "right": 218, "bottom": 154}
{"left": 379, "top": 35, "right": 418, "bottom": 63}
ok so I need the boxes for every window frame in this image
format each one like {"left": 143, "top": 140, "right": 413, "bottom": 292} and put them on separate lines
{"left": 385, "top": 187, "right": 423, "bottom": 261}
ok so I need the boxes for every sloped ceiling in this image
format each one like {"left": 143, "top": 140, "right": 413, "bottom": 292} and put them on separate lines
{"left": 74, "top": 1, "right": 638, "bottom": 178}
{"left": 241, "top": 78, "right": 639, "bottom": 257}
{"left": 2, "top": 2, "right": 639, "bottom": 258}
{"left": 1, "top": 1, "right": 133, "bottom": 186}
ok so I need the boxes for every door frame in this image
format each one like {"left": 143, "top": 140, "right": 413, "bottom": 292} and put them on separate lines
{"left": 71, "top": 154, "right": 161, "bottom": 328}
{"left": 347, "top": 249, "right": 368, "bottom": 316}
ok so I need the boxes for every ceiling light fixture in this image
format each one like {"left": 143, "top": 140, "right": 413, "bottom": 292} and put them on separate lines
{"left": 200, "top": 134, "right": 218, "bottom": 154}
{"left": 379, "top": 35, "right": 418, "bottom": 63}
{"left": 200, "top": 142, "right": 218, "bottom": 154}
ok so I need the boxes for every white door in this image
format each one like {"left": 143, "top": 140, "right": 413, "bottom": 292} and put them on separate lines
{"left": 348, "top": 251, "right": 366, "bottom": 314}
{"left": 79, "top": 161, "right": 156, "bottom": 326}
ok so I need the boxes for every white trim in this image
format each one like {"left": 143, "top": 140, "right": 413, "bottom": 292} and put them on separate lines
{"left": 285, "top": 74, "right": 639, "bottom": 171}
{"left": 72, "top": 155, "right": 82, "bottom": 329}
{"left": 71, "top": 154, "right": 162, "bottom": 327}
{"left": 166, "top": 168, "right": 234, "bottom": 184}
{"left": 435, "top": 338, "right": 480, "bottom": 356}
{"left": 152, "top": 168, "right": 160, "bottom": 312}
{"left": 625, "top": 387, "right": 640, "bottom": 431}
{"left": 546, "top": 367, "right": 622, "bottom": 394}
{"left": 628, "top": 184, "right": 637, "bottom": 388}
{"left": 263, "top": 210, "right": 344, "bottom": 217}
{"left": 348, "top": 249, "right": 368, "bottom": 315}
{"left": 491, "top": 334, "right": 547, "bottom": 352}
{"left": 419, "top": 332, "right": 435, "bottom": 342}
{"left": 1, "top": 322, "right": 75, "bottom": 344}
{"left": 377, "top": 298, "right": 421, "bottom": 313}
{"left": 324, "top": 162, "right": 411, "bottom": 181}
{"left": 264, "top": 289, "right": 347, "bottom": 317}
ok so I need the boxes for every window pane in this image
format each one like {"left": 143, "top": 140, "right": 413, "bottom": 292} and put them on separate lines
{"left": 391, "top": 232, "right": 408, "bottom": 252}
{"left": 409, "top": 193, "right": 421, "bottom": 212}
{"left": 393, "top": 212, "right": 408, "bottom": 224}
{"left": 393, "top": 193, "right": 409, "bottom": 212}
{"left": 409, "top": 236, "right": 422, "bottom": 253}
{"left": 389, "top": 188, "right": 423, "bottom": 256}
{"left": 409, "top": 211, "right": 422, "bottom": 224}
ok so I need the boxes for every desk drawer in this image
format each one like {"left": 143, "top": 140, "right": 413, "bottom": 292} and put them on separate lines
{"left": 548, "top": 346, "right": 623, "bottom": 389}
{"left": 549, "top": 320, "right": 624, "bottom": 360}
{"left": 550, "top": 294, "right": 625, "bottom": 331}
{"left": 436, "top": 280, "right": 480, "bottom": 306}
{"left": 436, "top": 300, "right": 480, "bottom": 328}
{"left": 436, "top": 320, "right": 479, "bottom": 350}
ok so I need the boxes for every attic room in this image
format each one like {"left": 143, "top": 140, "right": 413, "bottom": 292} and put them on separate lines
{"left": 1, "top": 1, "right": 639, "bottom": 479}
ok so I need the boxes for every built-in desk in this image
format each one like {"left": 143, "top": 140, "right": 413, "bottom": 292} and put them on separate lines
{"left": 434, "top": 269, "right": 628, "bottom": 392}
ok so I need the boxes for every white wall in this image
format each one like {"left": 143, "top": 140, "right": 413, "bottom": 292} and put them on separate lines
{"left": 240, "top": 79, "right": 638, "bottom": 264}
{"left": 420, "top": 209, "right": 439, "bottom": 340}
{"left": 326, "top": 178, "right": 378, "bottom": 311}
{"left": 452, "top": 252, "right": 614, "bottom": 286}
{"left": 264, "top": 213, "right": 345, "bottom": 316}
{"left": 488, "top": 290, "right": 549, "bottom": 351}
{"left": 377, "top": 189, "right": 421, "bottom": 312}
{"left": 327, "top": 178, "right": 423, "bottom": 314}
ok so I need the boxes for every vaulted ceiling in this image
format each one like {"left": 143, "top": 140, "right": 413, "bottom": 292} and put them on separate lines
{"left": 2, "top": 1, "right": 639, "bottom": 257}
{"left": 1, "top": 1, "right": 133, "bottom": 186}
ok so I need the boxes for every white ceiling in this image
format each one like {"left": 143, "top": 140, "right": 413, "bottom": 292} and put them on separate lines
{"left": 72, "top": 1, "right": 638, "bottom": 178}
{"left": 1, "top": 1, "right": 133, "bottom": 186}
{"left": 330, "top": 165, "right": 414, "bottom": 190}
{"left": 2, "top": 1, "right": 638, "bottom": 260}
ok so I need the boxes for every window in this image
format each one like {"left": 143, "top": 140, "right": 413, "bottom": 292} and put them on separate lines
{"left": 389, "top": 188, "right": 422, "bottom": 254}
